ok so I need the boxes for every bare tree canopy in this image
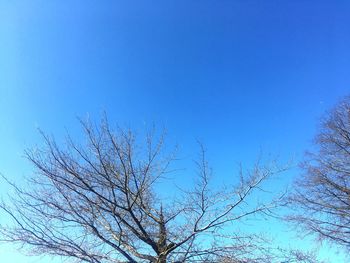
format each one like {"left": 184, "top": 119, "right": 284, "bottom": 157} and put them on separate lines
{"left": 0, "top": 118, "right": 310, "bottom": 262}
{"left": 289, "top": 96, "right": 350, "bottom": 250}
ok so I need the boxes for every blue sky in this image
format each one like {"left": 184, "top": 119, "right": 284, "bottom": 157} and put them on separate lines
{"left": 1, "top": 1, "right": 350, "bottom": 262}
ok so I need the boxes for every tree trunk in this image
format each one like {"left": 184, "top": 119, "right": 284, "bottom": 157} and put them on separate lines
{"left": 157, "top": 255, "right": 167, "bottom": 263}
{"left": 156, "top": 206, "right": 167, "bottom": 263}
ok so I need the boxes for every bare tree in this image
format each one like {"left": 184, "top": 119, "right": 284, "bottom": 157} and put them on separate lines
{"left": 0, "top": 118, "right": 291, "bottom": 262}
{"left": 289, "top": 96, "right": 350, "bottom": 250}
{"left": 214, "top": 248, "right": 324, "bottom": 263}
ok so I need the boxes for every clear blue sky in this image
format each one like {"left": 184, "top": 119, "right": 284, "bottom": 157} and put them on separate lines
{"left": 0, "top": 1, "right": 350, "bottom": 262}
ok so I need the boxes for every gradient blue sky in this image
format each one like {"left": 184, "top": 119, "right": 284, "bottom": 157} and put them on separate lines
{"left": 1, "top": 1, "right": 350, "bottom": 262}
